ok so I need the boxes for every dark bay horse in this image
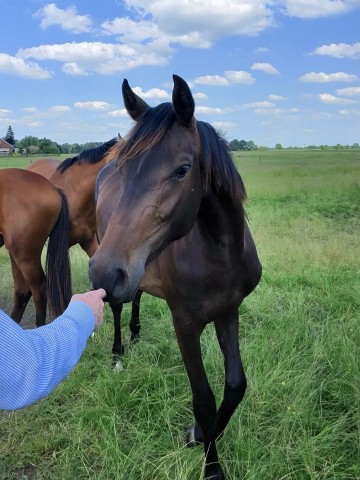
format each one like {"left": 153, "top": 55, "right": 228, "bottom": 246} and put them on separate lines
{"left": 89, "top": 75, "right": 262, "bottom": 479}
{"left": 0, "top": 168, "right": 72, "bottom": 326}
{"left": 28, "top": 141, "right": 142, "bottom": 356}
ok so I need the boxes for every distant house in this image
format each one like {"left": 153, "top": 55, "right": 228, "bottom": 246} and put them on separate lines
{"left": 0, "top": 139, "right": 14, "bottom": 155}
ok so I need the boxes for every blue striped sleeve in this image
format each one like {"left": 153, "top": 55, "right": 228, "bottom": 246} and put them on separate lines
{"left": 0, "top": 302, "right": 96, "bottom": 410}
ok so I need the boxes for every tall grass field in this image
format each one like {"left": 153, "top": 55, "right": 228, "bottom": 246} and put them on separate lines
{"left": 0, "top": 150, "right": 359, "bottom": 479}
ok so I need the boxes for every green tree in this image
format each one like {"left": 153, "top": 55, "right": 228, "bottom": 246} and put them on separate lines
{"left": 275, "top": 143, "right": 283, "bottom": 150}
{"left": 5, "top": 126, "right": 15, "bottom": 145}
{"left": 39, "top": 138, "right": 61, "bottom": 154}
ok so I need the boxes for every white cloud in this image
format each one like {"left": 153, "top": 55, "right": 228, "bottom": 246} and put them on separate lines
{"left": 193, "top": 72, "right": 255, "bottom": 86}
{"left": 225, "top": 71, "right": 256, "bottom": 85}
{"left": 22, "top": 107, "right": 38, "bottom": 113}
{"left": 74, "top": 101, "right": 111, "bottom": 110}
{"left": 194, "top": 75, "right": 229, "bottom": 86}
{"left": 0, "top": 53, "right": 51, "bottom": 79}
{"left": 251, "top": 62, "right": 280, "bottom": 75}
{"left": 34, "top": 3, "right": 93, "bottom": 34}
{"left": 255, "top": 108, "right": 283, "bottom": 115}
{"left": 193, "top": 92, "right": 208, "bottom": 101}
{"left": 18, "top": 42, "right": 170, "bottom": 75}
{"left": 255, "top": 47, "right": 270, "bottom": 53}
{"left": 0, "top": 108, "right": 11, "bottom": 116}
{"left": 311, "top": 42, "right": 360, "bottom": 59}
{"left": 121, "top": 0, "right": 275, "bottom": 44}
{"left": 107, "top": 109, "right": 128, "bottom": 118}
{"left": 336, "top": 86, "right": 360, "bottom": 96}
{"left": 244, "top": 101, "right": 275, "bottom": 109}
{"left": 299, "top": 71, "right": 358, "bottom": 82}
{"left": 102, "top": 16, "right": 161, "bottom": 43}
{"left": 28, "top": 121, "right": 44, "bottom": 128}
{"left": 62, "top": 62, "right": 89, "bottom": 76}
{"left": 338, "top": 109, "right": 360, "bottom": 116}
{"left": 195, "top": 106, "right": 228, "bottom": 114}
{"left": 48, "top": 105, "right": 71, "bottom": 112}
{"left": 280, "top": 0, "right": 359, "bottom": 18}
{"left": 318, "top": 93, "right": 358, "bottom": 104}
{"left": 132, "top": 87, "right": 170, "bottom": 100}
{"left": 268, "top": 94, "right": 287, "bottom": 101}
{"left": 0, "top": 117, "right": 13, "bottom": 126}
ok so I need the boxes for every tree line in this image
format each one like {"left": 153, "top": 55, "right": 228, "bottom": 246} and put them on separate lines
{"left": 229, "top": 139, "right": 360, "bottom": 151}
{"left": 3, "top": 126, "right": 103, "bottom": 155}
{"left": 3, "top": 126, "right": 359, "bottom": 155}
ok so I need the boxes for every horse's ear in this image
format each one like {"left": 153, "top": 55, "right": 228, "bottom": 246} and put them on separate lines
{"left": 122, "top": 79, "right": 149, "bottom": 121}
{"left": 117, "top": 132, "right": 122, "bottom": 140}
{"left": 172, "top": 74, "right": 195, "bottom": 127}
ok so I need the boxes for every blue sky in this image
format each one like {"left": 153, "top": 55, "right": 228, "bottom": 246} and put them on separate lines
{"left": 1, "top": 0, "right": 359, "bottom": 147}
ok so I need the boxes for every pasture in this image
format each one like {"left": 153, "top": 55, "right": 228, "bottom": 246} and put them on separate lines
{"left": 0, "top": 149, "right": 359, "bottom": 479}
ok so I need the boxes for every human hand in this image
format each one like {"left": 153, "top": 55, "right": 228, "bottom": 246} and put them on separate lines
{"left": 70, "top": 288, "right": 106, "bottom": 330}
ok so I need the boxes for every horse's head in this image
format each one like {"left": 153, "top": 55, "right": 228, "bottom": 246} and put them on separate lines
{"left": 89, "top": 75, "right": 204, "bottom": 302}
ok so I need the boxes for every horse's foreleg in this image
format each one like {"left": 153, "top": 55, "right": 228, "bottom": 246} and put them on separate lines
{"left": 173, "top": 316, "right": 224, "bottom": 480}
{"left": 213, "top": 308, "right": 246, "bottom": 440}
{"left": 129, "top": 289, "right": 142, "bottom": 341}
{"left": 110, "top": 301, "right": 124, "bottom": 370}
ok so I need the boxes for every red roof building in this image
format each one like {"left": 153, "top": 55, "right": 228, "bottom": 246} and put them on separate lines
{"left": 0, "top": 139, "right": 14, "bottom": 155}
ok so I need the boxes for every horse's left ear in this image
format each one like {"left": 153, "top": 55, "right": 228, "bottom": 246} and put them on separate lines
{"left": 172, "top": 74, "right": 195, "bottom": 127}
{"left": 122, "top": 79, "right": 149, "bottom": 121}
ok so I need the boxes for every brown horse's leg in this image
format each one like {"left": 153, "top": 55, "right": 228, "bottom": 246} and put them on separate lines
{"left": 213, "top": 308, "right": 246, "bottom": 439}
{"left": 14, "top": 256, "right": 47, "bottom": 327}
{"left": 9, "top": 256, "right": 32, "bottom": 324}
{"left": 129, "top": 289, "right": 142, "bottom": 341}
{"left": 173, "top": 317, "right": 224, "bottom": 480}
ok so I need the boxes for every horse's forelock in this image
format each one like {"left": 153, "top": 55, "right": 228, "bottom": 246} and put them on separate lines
{"left": 115, "top": 103, "right": 176, "bottom": 168}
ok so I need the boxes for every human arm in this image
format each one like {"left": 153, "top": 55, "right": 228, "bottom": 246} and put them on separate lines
{"left": 0, "top": 289, "right": 106, "bottom": 410}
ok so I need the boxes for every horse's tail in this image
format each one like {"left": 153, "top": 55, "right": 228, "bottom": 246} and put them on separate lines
{"left": 46, "top": 188, "right": 72, "bottom": 318}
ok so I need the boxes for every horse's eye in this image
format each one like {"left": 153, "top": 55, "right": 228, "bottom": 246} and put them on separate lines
{"left": 173, "top": 164, "right": 190, "bottom": 181}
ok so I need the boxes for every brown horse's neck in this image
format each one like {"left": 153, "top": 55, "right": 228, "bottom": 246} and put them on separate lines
{"left": 197, "top": 191, "right": 245, "bottom": 251}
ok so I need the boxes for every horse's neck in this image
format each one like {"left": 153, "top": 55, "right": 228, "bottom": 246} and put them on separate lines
{"left": 195, "top": 191, "right": 245, "bottom": 248}
{"left": 52, "top": 159, "right": 106, "bottom": 196}
{"left": 141, "top": 191, "right": 246, "bottom": 301}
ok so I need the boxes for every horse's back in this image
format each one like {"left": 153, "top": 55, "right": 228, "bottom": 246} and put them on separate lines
{"left": 27, "top": 158, "right": 60, "bottom": 180}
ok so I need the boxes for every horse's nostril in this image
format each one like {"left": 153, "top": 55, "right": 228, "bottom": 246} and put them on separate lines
{"left": 115, "top": 267, "right": 126, "bottom": 284}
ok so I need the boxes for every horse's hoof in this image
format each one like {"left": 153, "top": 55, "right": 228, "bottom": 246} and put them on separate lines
{"left": 205, "top": 463, "right": 225, "bottom": 480}
{"left": 112, "top": 360, "right": 124, "bottom": 372}
{"left": 130, "top": 333, "right": 140, "bottom": 343}
{"left": 185, "top": 424, "right": 204, "bottom": 447}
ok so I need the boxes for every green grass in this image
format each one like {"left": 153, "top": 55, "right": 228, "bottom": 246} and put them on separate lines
{"left": 0, "top": 150, "right": 359, "bottom": 479}
{"left": 0, "top": 154, "right": 69, "bottom": 169}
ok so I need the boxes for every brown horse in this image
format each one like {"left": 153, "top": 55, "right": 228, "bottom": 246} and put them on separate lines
{"left": 0, "top": 168, "right": 72, "bottom": 326}
{"left": 89, "top": 75, "right": 262, "bottom": 479}
{"left": 28, "top": 142, "right": 142, "bottom": 357}
{"left": 28, "top": 140, "right": 118, "bottom": 257}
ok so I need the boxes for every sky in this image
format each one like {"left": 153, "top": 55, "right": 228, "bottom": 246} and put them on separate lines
{"left": 0, "top": 1, "right": 359, "bottom": 147}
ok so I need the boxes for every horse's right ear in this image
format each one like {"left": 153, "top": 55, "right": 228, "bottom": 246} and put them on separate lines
{"left": 122, "top": 79, "right": 149, "bottom": 121}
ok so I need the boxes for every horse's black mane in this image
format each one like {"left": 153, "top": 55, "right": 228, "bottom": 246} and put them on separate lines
{"left": 112, "top": 102, "right": 246, "bottom": 204}
{"left": 57, "top": 138, "right": 118, "bottom": 173}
